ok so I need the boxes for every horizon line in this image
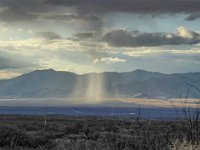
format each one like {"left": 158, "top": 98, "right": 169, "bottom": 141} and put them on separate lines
{"left": 2, "top": 68, "right": 200, "bottom": 80}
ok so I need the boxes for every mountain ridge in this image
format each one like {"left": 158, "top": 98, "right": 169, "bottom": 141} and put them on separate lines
{"left": 0, "top": 69, "right": 200, "bottom": 99}
{"left": 9, "top": 68, "right": 200, "bottom": 79}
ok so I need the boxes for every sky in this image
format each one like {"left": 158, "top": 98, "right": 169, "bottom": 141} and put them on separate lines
{"left": 1, "top": 0, "right": 200, "bottom": 79}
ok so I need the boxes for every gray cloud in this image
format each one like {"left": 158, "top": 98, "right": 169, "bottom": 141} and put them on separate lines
{"left": 0, "top": 57, "right": 24, "bottom": 69}
{"left": 43, "top": 14, "right": 101, "bottom": 22}
{"left": 0, "top": 0, "right": 102, "bottom": 24}
{"left": 0, "top": 50, "right": 37, "bottom": 69}
{"left": 0, "top": 0, "right": 46, "bottom": 22}
{"left": 185, "top": 13, "right": 200, "bottom": 21}
{"left": 102, "top": 28, "right": 200, "bottom": 47}
{"left": 1, "top": 0, "right": 200, "bottom": 24}
{"left": 45, "top": 0, "right": 200, "bottom": 15}
{"left": 35, "top": 31, "right": 62, "bottom": 40}
{"left": 0, "top": 5, "right": 37, "bottom": 23}
{"left": 73, "top": 32, "right": 94, "bottom": 40}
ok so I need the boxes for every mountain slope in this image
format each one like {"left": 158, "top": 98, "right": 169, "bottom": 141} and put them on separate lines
{"left": 0, "top": 69, "right": 200, "bottom": 99}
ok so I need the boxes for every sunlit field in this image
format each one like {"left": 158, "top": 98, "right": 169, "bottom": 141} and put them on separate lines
{"left": 0, "top": 98, "right": 199, "bottom": 108}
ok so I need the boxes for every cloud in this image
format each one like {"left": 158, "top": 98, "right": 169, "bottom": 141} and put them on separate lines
{"left": 0, "top": 0, "right": 43, "bottom": 22}
{"left": 102, "top": 27, "right": 200, "bottom": 47}
{"left": 1, "top": 0, "right": 200, "bottom": 25}
{"left": 0, "top": 49, "right": 37, "bottom": 70}
{"left": 177, "top": 26, "right": 199, "bottom": 39}
{"left": 0, "top": 57, "right": 25, "bottom": 69}
{"left": 0, "top": 6, "right": 37, "bottom": 23}
{"left": 0, "top": 23, "right": 7, "bottom": 32}
{"left": 72, "top": 32, "right": 94, "bottom": 41}
{"left": 0, "top": 0, "right": 102, "bottom": 24}
{"left": 0, "top": 37, "right": 107, "bottom": 75}
{"left": 35, "top": 31, "right": 62, "bottom": 40}
{"left": 0, "top": 70, "right": 21, "bottom": 79}
{"left": 122, "top": 44, "right": 200, "bottom": 58}
{"left": 45, "top": 0, "right": 200, "bottom": 16}
{"left": 1, "top": 34, "right": 200, "bottom": 76}
{"left": 123, "top": 49, "right": 161, "bottom": 57}
{"left": 185, "top": 13, "right": 200, "bottom": 21}
{"left": 42, "top": 14, "right": 101, "bottom": 22}
{"left": 93, "top": 57, "right": 126, "bottom": 64}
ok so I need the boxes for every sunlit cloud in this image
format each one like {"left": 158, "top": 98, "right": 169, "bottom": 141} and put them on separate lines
{"left": 0, "top": 70, "right": 21, "bottom": 79}
{"left": 94, "top": 57, "right": 126, "bottom": 64}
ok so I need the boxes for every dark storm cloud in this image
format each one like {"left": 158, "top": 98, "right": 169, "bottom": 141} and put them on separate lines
{"left": 43, "top": 14, "right": 103, "bottom": 32}
{"left": 102, "top": 29, "right": 200, "bottom": 47}
{"left": 45, "top": 0, "right": 200, "bottom": 15}
{"left": 0, "top": 0, "right": 102, "bottom": 23}
{"left": 0, "top": 4, "right": 37, "bottom": 22}
{"left": 1, "top": 0, "right": 200, "bottom": 23}
{"left": 0, "top": 0, "right": 46, "bottom": 22}
{"left": 43, "top": 14, "right": 101, "bottom": 22}
{"left": 35, "top": 31, "right": 62, "bottom": 40}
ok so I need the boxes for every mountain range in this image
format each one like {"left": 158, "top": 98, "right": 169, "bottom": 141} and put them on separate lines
{"left": 0, "top": 69, "right": 200, "bottom": 99}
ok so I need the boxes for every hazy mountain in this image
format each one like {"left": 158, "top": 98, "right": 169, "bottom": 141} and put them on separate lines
{"left": 0, "top": 69, "right": 200, "bottom": 99}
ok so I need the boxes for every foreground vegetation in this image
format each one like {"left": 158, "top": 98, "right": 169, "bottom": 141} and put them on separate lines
{"left": 0, "top": 115, "right": 200, "bottom": 150}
